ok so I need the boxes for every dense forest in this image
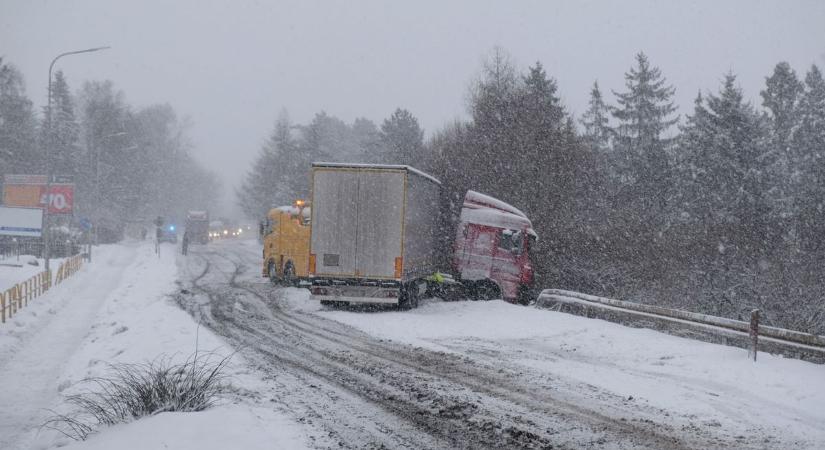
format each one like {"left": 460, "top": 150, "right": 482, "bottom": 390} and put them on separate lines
{"left": 239, "top": 48, "right": 825, "bottom": 334}
{"left": 0, "top": 57, "right": 220, "bottom": 241}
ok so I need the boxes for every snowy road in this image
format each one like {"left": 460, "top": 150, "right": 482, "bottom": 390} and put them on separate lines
{"left": 176, "top": 239, "right": 821, "bottom": 449}
{"left": 4, "top": 239, "right": 820, "bottom": 449}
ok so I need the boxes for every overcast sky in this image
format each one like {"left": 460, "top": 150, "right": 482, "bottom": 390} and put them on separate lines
{"left": 3, "top": 0, "right": 824, "bottom": 216}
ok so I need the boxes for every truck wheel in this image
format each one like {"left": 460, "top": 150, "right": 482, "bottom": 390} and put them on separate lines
{"left": 398, "top": 283, "right": 419, "bottom": 310}
{"left": 267, "top": 261, "right": 278, "bottom": 284}
{"left": 283, "top": 262, "right": 296, "bottom": 286}
{"left": 398, "top": 284, "right": 412, "bottom": 310}
{"left": 474, "top": 281, "right": 499, "bottom": 301}
{"left": 410, "top": 284, "right": 420, "bottom": 309}
{"left": 517, "top": 285, "right": 533, "bottom": 305}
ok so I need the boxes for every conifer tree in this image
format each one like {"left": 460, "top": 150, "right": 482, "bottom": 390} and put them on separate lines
{"left": 380, "top": 108, "right": 424, "bottom": 166}
{"left": 761, "top": 62, "right": 803, "bottom": 154}
{"left": 793, "top": 65, "right": 825, "bottom": 250}
{"left": 0, "top": 58, "right": 39, "bottom": 174}
{"left": 352, "top": 117, "right": 384, "bottom": 163}
{"left": 679, "top": 74, "right": 770, "bottom": 254}
{"left": 610, "top": 52, "right": 679, "bottom": 255}
{"left": 612, "top": 52, "right": 678, "bottom": 184}
{"left": 43, "top": 70, "right": 80, "bottom": 179}
{"left": 580, "top": 81, "right": 611, "bottom": 152}
{"left": 237, "top": 111, "right": 297, "bottom": 218}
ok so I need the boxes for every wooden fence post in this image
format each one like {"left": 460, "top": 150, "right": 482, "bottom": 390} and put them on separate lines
{"left": 1, "top": 292, "right": 5, "bottom": 323}
{"left": 749, "top": 309, "right": 760, "bottom": 362}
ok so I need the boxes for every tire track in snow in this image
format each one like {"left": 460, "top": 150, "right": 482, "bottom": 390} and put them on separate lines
{"left": 178, "top": 242, "right": 738, "bottom": 449}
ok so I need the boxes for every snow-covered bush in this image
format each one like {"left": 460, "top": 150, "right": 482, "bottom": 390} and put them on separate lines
{"left": 45, "top": 352, "right": 231, "bottom": 440}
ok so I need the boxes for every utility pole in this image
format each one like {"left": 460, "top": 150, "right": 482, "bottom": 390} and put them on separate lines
{"left": 43, "top": 46, "right": 110, "bottom": 272}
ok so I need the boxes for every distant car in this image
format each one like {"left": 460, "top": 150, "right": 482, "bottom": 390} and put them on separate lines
{"left": 158, "top": 224, "right": 178, "bottom": 243}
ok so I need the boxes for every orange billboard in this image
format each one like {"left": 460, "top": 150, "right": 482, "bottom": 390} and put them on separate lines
{"left": 3, "top": 184, "right": 43, "bottom": 208}
{"left": 2, "top": 175, "right": 75, "bottom": 214}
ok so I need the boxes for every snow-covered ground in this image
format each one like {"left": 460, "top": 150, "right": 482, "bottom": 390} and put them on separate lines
{"left": 0, "top": 240, "right": 310, "bottom": 450}
{"left": 0, "top": 254, "right": 51, "bottom": 291}
{"left": 285, "top": 289, "right": 825, "bottom": 447}
{"left": 2, "top": 238, "right": 824, "bottom": 449}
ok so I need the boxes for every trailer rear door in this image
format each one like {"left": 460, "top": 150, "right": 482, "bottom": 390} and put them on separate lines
{"left": 312, "top": 169, "right": 359, "bottom": 276}
{"left": 354, "top": 170, "right": 404, "bottom": 278}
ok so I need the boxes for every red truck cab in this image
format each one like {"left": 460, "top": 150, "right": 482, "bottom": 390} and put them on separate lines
{"left": 453, "top": 191, "right": 537, "bottom": 304}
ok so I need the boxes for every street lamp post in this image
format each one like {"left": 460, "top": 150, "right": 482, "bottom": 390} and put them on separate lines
{"left": 43, "top": 46, "right": 109, "bottom": 273}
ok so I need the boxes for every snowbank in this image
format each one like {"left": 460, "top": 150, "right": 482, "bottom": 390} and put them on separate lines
{"left": 61, "top": 405, "right": 308, "bottom": 450}
{"left": 0, "top": 254, "right": 48, "bottom": 291}
{"left": 291, "top": 292, "right": 825, "bottom": 446}
{"left": 0, "top": 242, "right": 309, "bottom": 450}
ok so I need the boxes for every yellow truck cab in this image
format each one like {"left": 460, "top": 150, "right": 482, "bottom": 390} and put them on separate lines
{"left": 261, "top": 201, "right": 311, "bottom": 285}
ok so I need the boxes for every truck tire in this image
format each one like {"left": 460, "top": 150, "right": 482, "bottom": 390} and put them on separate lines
{"left": 267, "top": 261, "right": 278, "bottom": 284}
{"left": 517, "top": 285, "right": 533, "bottom": 305}
{"left": 398, "top": 284, "right": 411, "bottom": 310}
{"left": 410, "top": 284, "right": 420, "bottom": 309}
{"left": 398, "top": 282, "right": 420, "bottom": 310}
{"left": 283, "top": 262, "right": 297, "bottom": 286}
{"left": 474, "top": 281, "right": 499, "bottom": 301}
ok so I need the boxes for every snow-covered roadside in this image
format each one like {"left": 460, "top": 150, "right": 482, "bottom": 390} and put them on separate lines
{"left": 0, "top": 254, "right": 49, "bottom": 291}
{"left": 0, "top": 241, "right": 310, "bottom": 450}
{"left": 286, "top": 290, "right": 825, "bottom": 447}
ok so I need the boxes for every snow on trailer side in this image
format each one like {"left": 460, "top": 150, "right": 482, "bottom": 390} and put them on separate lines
{"left": 309, "top": 163, "right": 441, "bottom": 307}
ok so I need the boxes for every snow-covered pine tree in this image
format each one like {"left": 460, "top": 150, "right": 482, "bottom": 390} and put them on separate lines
{"left": 0, "top": 58, "right": 39, "bottom": 174}
{"left": 682, "top": 73, "right": 771, "bottom": 254}
{"left": 352, "top": 117, "right": 384, "bottom": 163}
{"left": 761, "top": 62, "right": 803, "bottom": 156}
{"left": 580, "top": 81, "right": 611, "bottom": 153}
{"left": 793, "top": 65, "right": 825, "bottom": 251}
{"left": 612, "top": 52, "right": 678, "bottom": 182}
{"left": 43, "top": 70, "right": 81, "bottom": 181}
{"left": 761, "top": 62, "right": 804, "bottom": 234}
{"left": 299, "top": 112, "right": 360, "bottom": 163}
{"left": 380, "top": 108, "right": 424, "bottom": 166}
{"left": 77, "top": 80, "right": 135, "bottom": 230}
{"left": 237, "top": 111, "right": 295, "bottom": 219}
{"left": 672, "top": 92, "right": 710, "bottom": 230}
{"left": 610, "top": 52, "right": 679, "bottom": 255}
{"left": 466, "top": 47, "right": 521, "bottom": 197}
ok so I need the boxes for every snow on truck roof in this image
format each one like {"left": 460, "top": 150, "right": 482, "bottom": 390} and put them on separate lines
{"left": 462, "top": 191, "right": 538, "bottom": 239}
{"left": 464, "top": 191, "right": 528, "bottom": 219}
{"left": 312, "top": 162, "right": 441, "bottom": 185}
{"left": 272, "top": 205, "right": 311, "bottom": 217}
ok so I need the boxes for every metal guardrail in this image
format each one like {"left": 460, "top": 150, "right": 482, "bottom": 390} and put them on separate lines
{"left": 537, "top": 289, "right": 825, "bottom": 364}
{"left": 1, "top": 254, "right": 84, "bottom": 324}
{"left": 540, "top": 289, "right": 825, "bottom": 348}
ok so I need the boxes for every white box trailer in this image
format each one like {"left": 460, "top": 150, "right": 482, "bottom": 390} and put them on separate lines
{"left": 309, "top": 163, "right": 441, "bottom": 308}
